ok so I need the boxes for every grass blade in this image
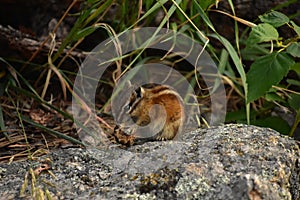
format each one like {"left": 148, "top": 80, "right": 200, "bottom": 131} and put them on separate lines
{"left": 21, "top": 116, "right": 85, "bottom": 146}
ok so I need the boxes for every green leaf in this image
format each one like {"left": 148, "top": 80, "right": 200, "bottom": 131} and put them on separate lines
{"left": 287, "top": 79, "right": 300, "bottom": 86}
{"left": 259, "top": 11, "right": 289, "bottom": 28}
{"left": 247, "top": 52, "right": 295, "bottom": 103}
{"left": 265, "top": 92, "right": 285, "bottom": 102}
{"left": 241, "top": 44, "right": 270, "bottom": 61}
{"left": 290, "top": 62, "right": 300, "bottom": 75}
{"left": 210, "top": 33, "right": 250, "bottom": 124}
{"left": 288, "top": 93, "right": 300, "bottom": 111}
{"left": 198, "top": 0, "right": 216, "bottom": 10}
{"left": 291, "top": 21, "right": 300, "bottom": 37}
{"left": 246, "top": 23, "right": 279, "bottom": 46}
{"left": 74, "top": 25, "right": 100, "bottom": 41}
{"left": 252, "top": 116, "right": 290, "bottom": 135}
{"left": 286, "top": 42, "right": 300, "bottom": 58}
{"left": 193, "top": 0, "right": 217, "bottom": 33}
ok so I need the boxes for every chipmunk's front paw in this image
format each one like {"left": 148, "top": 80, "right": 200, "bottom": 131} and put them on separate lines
{"left": 113, "top": 125, "right": 135, "bottom": 146}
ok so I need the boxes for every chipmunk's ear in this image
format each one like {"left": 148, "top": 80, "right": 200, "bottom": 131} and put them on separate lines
{"left": 135, "top": 86, "right": 145, "bottom": 99}
{"left": 140, "top": 87, "right": 146, "bottom": 95}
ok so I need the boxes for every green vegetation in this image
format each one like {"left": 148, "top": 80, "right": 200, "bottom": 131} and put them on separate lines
{"left": 243, "top": 11, "right": 300, "bottom": 136}
{"left": 0, "top": 0, "right": 299, "bottom": 162}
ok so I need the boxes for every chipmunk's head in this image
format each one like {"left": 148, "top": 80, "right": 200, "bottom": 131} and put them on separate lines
{"left": 122, "top": 83, "right": 161, "bottom": 127}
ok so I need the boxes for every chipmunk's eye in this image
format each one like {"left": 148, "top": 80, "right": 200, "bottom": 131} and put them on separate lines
{"left": 124, "top": 104, "right": 131, "bottom": 111}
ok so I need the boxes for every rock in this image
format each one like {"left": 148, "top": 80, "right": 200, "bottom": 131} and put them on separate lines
{"left": 0, "top": 124, "right": 299, "bottom": 199}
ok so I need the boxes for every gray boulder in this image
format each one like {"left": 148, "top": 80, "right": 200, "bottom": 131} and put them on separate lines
{"left": 0, "top": 124, "right": 299, "bottom": 199}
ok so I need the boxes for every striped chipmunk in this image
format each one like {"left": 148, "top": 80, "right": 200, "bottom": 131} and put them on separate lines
{"left": 113, "top": 82, "right": 186, "bottom": 146}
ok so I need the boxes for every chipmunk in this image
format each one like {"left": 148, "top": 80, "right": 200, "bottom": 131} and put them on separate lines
{"left": 113, "top": 83, "right": 185, "bottom": 146}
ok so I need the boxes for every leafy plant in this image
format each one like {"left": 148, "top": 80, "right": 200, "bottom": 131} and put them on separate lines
{"left": 243, "top": 11, "right": 300, "bottom": 136}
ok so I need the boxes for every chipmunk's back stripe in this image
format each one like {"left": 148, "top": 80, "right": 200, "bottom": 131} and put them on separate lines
{"left": 149, "top": 85, "right": 169, "bottom": 93}
{"left": 149, "top": 85, "right": 183, "bottom": 100}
